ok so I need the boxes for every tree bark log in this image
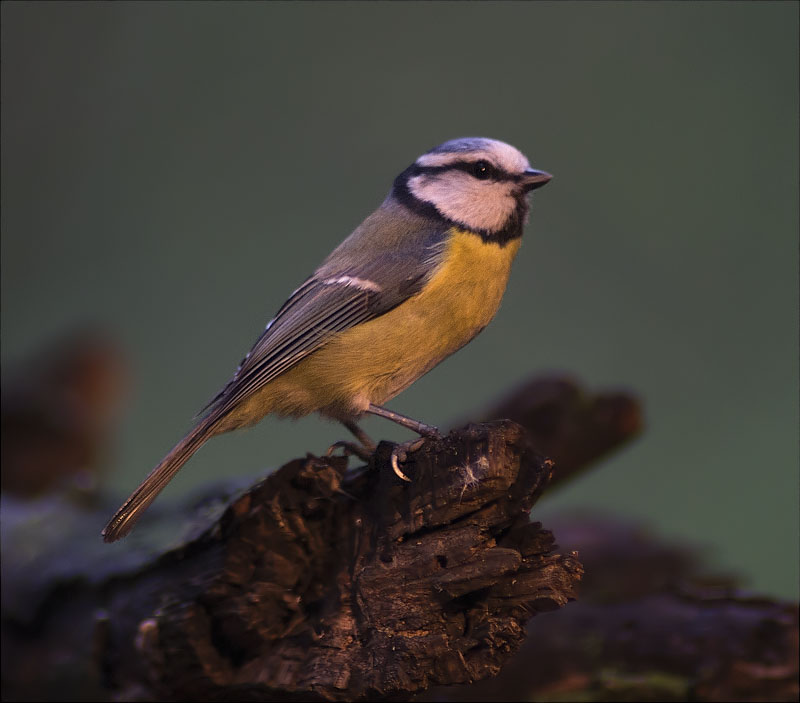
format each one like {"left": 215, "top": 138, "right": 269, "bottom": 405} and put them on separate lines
{"left": 424, "top": 517, "right": 799, "bottom": 702}
{"left": 2, "top": 420, "right": 582, "bottom": 701}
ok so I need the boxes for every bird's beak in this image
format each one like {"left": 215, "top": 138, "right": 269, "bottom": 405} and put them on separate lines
{"left": 521, "top": 168, "right": 552, "bottom": 191}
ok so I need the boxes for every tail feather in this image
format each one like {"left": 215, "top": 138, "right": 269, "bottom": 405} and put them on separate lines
{"left": 101, "top": 416, "right": 218, "bottom": 542}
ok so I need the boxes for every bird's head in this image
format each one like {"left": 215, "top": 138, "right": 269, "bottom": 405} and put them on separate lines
{"left": 393, "top": 137, "right": 551, "bottom": 242}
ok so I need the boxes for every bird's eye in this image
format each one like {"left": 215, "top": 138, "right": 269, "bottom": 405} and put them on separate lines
{"left": 472, "top": 160, "right": 494, "bottom": 180}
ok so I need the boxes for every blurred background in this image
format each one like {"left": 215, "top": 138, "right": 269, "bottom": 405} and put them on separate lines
{"left": 2, "top": 2, "right": 797, "bottom": 599}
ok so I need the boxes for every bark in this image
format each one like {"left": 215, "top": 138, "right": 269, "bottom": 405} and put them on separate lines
{"left": 2, "top": 421, "right": 581, "bottom": 702}
{"left": 424, "top": 517, "right": 799, "bottom": 702}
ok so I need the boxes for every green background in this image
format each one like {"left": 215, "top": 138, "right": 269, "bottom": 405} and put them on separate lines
{"left": 2, "top": 2, "right": 798, "bottom": 599}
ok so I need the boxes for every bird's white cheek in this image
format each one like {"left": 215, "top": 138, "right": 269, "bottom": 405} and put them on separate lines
{"left": 408, "top": 175, "right": 515, "bottom": 233}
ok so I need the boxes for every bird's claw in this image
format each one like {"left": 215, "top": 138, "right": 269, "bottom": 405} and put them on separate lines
{"left": 326, "top": 440, "right": 373, "bottom": 462}
{"left": 390, "top": 437, "right": 427, "bottom": 481}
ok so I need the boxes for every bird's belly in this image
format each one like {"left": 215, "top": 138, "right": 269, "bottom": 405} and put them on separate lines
{"left": 248, "top": 229, "right": 522, "bottom": 420}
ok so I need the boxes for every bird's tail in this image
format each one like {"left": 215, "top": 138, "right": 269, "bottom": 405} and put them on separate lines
{"left": 101, "top": 414, "right": 218, "bottom": 542}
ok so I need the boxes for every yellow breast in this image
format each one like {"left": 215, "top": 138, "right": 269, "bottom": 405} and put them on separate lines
{"left": 228, "top": 229, "right": 521, "bottom": 425}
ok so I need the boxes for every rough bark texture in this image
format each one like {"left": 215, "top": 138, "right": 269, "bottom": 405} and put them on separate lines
{"left": 2, "top": 421, "right": 582, "bottom": 702}
{"left": 424, "top": 517, "right": 800, "bottom": 702}
{"left": 90, "top": 421, "right": 578, "bottom": 701}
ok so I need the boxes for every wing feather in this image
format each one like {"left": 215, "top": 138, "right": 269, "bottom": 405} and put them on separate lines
{"left": 201, "top": 211, "right": 451, "bottom": 421}
{"left": 216, "top": 284, "right": 377, "bottom": 412}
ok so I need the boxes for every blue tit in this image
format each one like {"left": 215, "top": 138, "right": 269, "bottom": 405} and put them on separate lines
{"left": 102, "top": 137, "right": 551, "bottom": 541}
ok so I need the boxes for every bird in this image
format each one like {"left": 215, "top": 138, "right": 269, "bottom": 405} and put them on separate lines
{"left": 102, "top": 137, "right": 551, "bottom": 542}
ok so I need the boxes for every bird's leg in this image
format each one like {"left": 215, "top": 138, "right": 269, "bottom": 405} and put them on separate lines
{"left": 365, "top": 404, "right": 441, "bottom": 481}
{"left": 326, "top": 420, "right": 376, "bottom": 462}
{"left": 343, "top": 420, "right": 377, "bottom": 453}
{"left": 365, "top": 404, "right": 440, "bottom": 437}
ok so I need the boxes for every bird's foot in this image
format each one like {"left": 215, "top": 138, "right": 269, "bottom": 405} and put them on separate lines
{"left": 325, "top": 440, "right": 374, "bottom": 463}
{"left": 390, "top": 430, "right": 439, "bottom": 481}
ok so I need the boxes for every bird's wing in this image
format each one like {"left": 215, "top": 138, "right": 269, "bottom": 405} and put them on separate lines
{"left": 202, "top": 231, "right": 447, "bottom": 419}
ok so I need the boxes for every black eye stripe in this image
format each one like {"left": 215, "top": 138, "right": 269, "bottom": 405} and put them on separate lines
{"left": 412, "top": 160, "right": 519, "bottom": 183}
